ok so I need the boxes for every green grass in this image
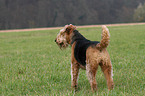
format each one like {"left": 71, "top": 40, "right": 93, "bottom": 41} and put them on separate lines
{"left": 0, "top": 25, "right": 145, "bottom": 96}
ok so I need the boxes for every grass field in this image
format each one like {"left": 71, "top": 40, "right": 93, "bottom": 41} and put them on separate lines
{"left": 0, "top": 25, "right": 145, "bottom": 96}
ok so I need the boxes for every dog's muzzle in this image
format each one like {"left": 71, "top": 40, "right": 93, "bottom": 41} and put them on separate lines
{"left": 55, "top": 38, "right": 63, "bottom": 47}
{"left": 55, "top": 38, "right": 68, "bottom": 49}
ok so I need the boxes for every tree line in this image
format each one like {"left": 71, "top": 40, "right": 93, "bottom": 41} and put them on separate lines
{"left": 0, "top": 0, "right": 145, "bottom": 30}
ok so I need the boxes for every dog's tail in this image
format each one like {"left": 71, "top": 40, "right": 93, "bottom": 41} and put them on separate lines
{"left": 96, "top": 25, "right": 110, "bottom": 50}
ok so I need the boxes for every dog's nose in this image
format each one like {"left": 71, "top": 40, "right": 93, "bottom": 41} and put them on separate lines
{"left": 55, "top": 39, "right": 56, "bottom": 42}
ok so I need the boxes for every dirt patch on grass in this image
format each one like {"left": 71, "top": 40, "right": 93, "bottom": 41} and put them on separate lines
{"left": 0, "top": 22, "right": 145, "bottom": 33}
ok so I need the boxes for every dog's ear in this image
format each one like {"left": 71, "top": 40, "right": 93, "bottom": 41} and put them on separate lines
{"left": 65, "top": 24, "right": 76, "bottom": 34}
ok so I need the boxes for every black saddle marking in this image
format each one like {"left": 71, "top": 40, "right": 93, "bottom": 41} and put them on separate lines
{"left": 71, "top": 30, "right": 99, "bottom": 66}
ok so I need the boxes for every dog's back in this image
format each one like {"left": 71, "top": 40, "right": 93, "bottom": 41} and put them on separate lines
{"left": 72, "top": 26, "right": 110, "bottom": 66}
{"left": 74, "top": 39, "right": 99, "bottom": 66}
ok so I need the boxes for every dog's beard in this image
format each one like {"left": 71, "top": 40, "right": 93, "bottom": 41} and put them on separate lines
{"left": 57, "top": 42, "right": 69, "bottom": 49}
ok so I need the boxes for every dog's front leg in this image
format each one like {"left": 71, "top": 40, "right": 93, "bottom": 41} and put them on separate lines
{"left": 71, "top": 62, "right": 80, "bottom": 91}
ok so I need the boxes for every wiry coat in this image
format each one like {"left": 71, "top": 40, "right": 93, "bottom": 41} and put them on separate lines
{"left": 55, "top": 24, "right": 114, "bottom": 92}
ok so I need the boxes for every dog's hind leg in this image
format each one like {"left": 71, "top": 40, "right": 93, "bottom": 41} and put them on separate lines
{"left": 100, "top": 60, "right": 114, "bottom": 90}
{"left": 86, "top": 60, "right": 99, "bottom": 92}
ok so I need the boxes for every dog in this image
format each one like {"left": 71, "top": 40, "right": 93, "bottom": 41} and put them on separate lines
{"left": 55, "top": 24, "right": 114, "bottom": 92}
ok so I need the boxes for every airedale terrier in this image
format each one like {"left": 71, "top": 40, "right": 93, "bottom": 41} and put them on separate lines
{"left": 55, "top": 24, "right": 114, "bottom": 92}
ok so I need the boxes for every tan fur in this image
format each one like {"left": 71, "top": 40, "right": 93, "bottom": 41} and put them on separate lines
{"left": 96, "top": 25, "right": 110, "bottom": 50}
{"left": 86, "top": 47, "right": 114, "bottom": 91}
{"left": 55, "top": 24, "right": 114, "bottom": 92}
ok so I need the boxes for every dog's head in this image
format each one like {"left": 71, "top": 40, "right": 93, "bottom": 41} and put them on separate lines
{"left": 55, "top": 24, "right": 76, "bottom": 49}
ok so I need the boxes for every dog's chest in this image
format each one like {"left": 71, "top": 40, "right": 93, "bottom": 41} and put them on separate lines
{"left": 74, "top": 40, "right": 99, "bottom": 66}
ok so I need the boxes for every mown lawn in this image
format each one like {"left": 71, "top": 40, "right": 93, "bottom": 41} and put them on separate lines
{"left": 0, "top": 25, "right": 145, "bottom": 96}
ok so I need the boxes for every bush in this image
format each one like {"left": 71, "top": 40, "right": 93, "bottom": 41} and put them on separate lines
{"left": 133, "top": 3, "right": 145, "bottom": 22}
